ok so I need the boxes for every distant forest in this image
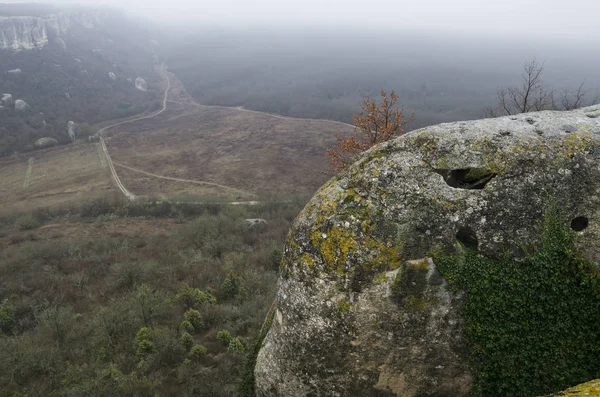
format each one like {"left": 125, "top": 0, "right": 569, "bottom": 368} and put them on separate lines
{"left": 165, "top": 27, "right": 600, "bottom": 131}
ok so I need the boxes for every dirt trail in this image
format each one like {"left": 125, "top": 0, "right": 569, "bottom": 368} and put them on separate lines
{"left": 113, "top": 161, "right": 253, "bottom": 198}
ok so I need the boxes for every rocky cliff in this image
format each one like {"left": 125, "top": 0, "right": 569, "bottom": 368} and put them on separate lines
{"left": 255, "top": 106, "right": 600, "bottom": 396}
{"left": 0, "top": 11, "right": 98, "bottom": 51}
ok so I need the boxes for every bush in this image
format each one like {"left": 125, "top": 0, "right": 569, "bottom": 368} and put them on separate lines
{"left": 15, "top": 214, "right": 40, "bottom": 231}
{"left": 179, "top": 320, "right": 194, "bottom": 334}
{"left": 180, "top": 332, "right": 194, "bottom": 351}
{"left": 190, "top": 344, "right": 207, "bottom": 360}
{"left": 0, "top": 300, "right": 15, "bottom": 335}
{"left": 183, "top": 309, "right": 204, "bottom": 331}
{"left": 176, "top": 284, "right": 216, "bottom": 309}
{"left": 216, "top": 329, "right": 233, "bottom": 345}
{"left": 135, "top": 327, "right": 155, "bottom": 357}
{"left": 220, "top": 271, "right": 242, "bottom": 301}
{"left": 227, "top": 337, "right": 246, "bottom": 355}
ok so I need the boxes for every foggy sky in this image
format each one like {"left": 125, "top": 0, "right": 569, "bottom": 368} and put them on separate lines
{"left": 3, "top": 0, "right": 600, "bottom": 40}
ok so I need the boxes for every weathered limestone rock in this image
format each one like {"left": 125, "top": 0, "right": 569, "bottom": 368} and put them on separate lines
{"left": 1, "top": 93, "right": 12, "bottom": 107}
{"left": 255, "top": 106, "right": 600, "bottom": 397}
{"left": 108, "top": 72, "right": 117, "bottom": 81}
{"left": 67, "top": 120, "right": 76, "bottom": 141}
{"left": 135, "top": 77, "right": 147, "bottom": 92}
{"left": 34, "top": 137, "right": 57, "bottom": 149}
{"left": 7, "top": 68, "right": 22, "bottom": 75}
{"left": 14, "top": 99, "right": 30, "bottom": 111}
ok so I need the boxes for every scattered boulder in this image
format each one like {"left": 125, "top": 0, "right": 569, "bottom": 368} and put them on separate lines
{"left": 135, "top": 77, "right": 148, "bottom": 92}
{"left": 67, "top": 121, "right": 76, "bottom": 141}
{"left": 34, "top": 137, "right": 58, "bottom": 149}
{"left": 254, "top": 106, "right": 600, "bottom": 396}
{"left": 108, "top": 72, "right": 117, "bottom": 81}
{"left": 245, "top": 218, "right": 268, "bottom": 227}
{"left": 14, "top": 99, "right": 30, "bottom": 111}
{"left": 1, "top": 93, "right": 13, "bottom": 107}
{"left": 88, "top": 134, "right": 100, "bottom": 142}
{"left": 7, "top": 68, "right": 22, "bottom": 75}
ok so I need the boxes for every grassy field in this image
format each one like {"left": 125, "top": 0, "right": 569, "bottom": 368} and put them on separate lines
{"left": 0, "top": 143, "right": 114, "bottom": 217}
{"left": 0, "top": 70, "right": 349, "bottom": 215}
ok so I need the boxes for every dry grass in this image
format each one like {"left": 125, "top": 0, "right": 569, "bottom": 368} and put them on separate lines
{"left": 0, "top": 142, "right": 114, "bottom": 216}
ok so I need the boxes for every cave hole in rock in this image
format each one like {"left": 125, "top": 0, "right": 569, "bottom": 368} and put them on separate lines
{"left": 435, "top": 168, "right": 497, "bottom": 190}
{"left": 571, "top": 216, "right": 589, "bottom": 232}
{"left": 456, "top": 227, "right": 478, "bottom": 249}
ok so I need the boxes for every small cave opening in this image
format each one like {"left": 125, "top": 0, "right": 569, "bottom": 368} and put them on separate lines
{"left": 456, "top": 227, "right": 478, "bottom": 250}
{"left": 435, "top": 168, "right": 497, "bottom": 190}
{"left": 571, "top": 216, "right": 589, "bottom": 232}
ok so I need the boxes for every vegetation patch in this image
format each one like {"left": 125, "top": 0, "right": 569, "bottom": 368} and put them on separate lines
{"left": 436, "top": 210, "right": 600, "bottom": 397}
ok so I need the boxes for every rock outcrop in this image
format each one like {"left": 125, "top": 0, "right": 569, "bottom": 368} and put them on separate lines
{"left": 0, "top": 11, "right": 98, "bottom": 51}
{"left": 255, "top": 106, "right": 600, "bottom": 397}
{"left": 67, "top": 120, "right": 76, "bottom": 141}
{"left": 1, "top": 93, "right": 12, "bottom": 107}
{"left": 14, "top": 99, "right": 30, "bottom": 111}
{"left": 135, "top": 77, "right": 147, "bottom": 92}
{"left": 34, "top": 137, "right": 57, "bottom": 149}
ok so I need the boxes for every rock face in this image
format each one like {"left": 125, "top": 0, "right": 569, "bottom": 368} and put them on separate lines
{"left": 0, "top": 11, "right": 98, "bottom": 51}
{"left": 135, "top": 77, "right": 147, "bottom": 92}
{"left": 34, "top": 137, "right": 57, "bottom": 149}
{"left": 14, "top": 99, "right": 30, "bottom": 111}
{"left": 67, "top": 120, "right": 76, "bottom": 141}
{"left": 1, "top": 93, "right": 12, "bottom": 107}
{"left": 255, "top": 106, "right": 600, "bottom": 397}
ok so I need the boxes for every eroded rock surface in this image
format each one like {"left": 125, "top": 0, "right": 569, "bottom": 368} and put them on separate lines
{"left": 255, "top": 106, "right": 600, "bottom": 397}
{"left": 135, "top": 77, "right": 147, "bottom": 92}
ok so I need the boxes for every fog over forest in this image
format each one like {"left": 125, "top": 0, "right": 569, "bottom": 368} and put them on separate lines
{"left": 163, "top": 25, "right": 600, "bottom": 129}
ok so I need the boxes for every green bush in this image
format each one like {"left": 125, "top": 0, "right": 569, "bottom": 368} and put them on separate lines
{"left": 180, "top": 332, "right": 194, "bottom": 351}
{"left": 15, "top": 214, "right": 40, "bottom": 231}
{"left": 216, "top": 329, "right": 233, "bottom": 345}
{"left": 135, "top": 327, "right": 155, "bottom": 357}
{"left": 227, "top": 336, "right": 246, "bottom": 355}
{"left": 436, "top": 210, "right": 600, "bottom": 397}
{"left": 176, "top": 284, "right": 216, "bottom": 309}
{"left": 0, "top": 300, "right": 15, "bottom": 335}
{"left": 183, "top": 309, "right": 204, "bottom": 331}
{"left": 220, "top": 271, "right": 242, "bottom": 300}
{"left": 189, "top": 344, "right": 207, "bottom": 360}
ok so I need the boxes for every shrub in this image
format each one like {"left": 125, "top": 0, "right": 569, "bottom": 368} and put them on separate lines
{"left": 135, "top": 327, "right": 155, "bottom": 357}
{"left": 216, "top": 329, "right": 233, "bottom": 345}
{"left": 15, "top": 214, "right": 40, "bottom": 231}
{"left": 183, "top": 309, "right": 204, "bottom": 331}
{"left": 0, "top": 300, "right": 15, "bottom": 335}
{"left": 176, "top": 284, "right": 216, "bottom": 309}
{"left": 180, "top": 332, "right": 194, "bottom": 351}
{"left": 190, "top": 344, "right": 207, "bottom": 360}
{"left": 179, "top": 320, "right": 194, "bottom": 334}
{"left": 227, "top": 337, "right": 246, "bottom": 355}
{"left": 220, "top": 271, "right": 242, "bottom": 301}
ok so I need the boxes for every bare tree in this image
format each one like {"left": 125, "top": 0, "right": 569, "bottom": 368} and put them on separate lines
{"left": 485, "top": 60, "right": 598, "bottom": 117}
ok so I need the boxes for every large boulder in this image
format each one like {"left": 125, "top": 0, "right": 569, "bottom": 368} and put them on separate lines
{"left": 34, "top": 137, "right": 58, "bottom": 149}
{"left": 135, "top": 77, "right": 147, "bottom": 92}
{"left": 255, "top": 106, "right": 600, "bottom": 396}
{"left": 1, "top": 93, "right": 12, "bottom": 107}
{"left": 14, "top": 99, "right": 30, "bottom": 111}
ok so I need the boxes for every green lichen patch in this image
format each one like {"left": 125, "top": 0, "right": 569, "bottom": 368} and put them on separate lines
{"left": 544, "top": 379, "right": 600, "bottom": 396}
{"left": 437, "top": 210, "right": 600, "bottom": 397}
{"left": 391, "top": 260, "right": 436, "bottom": 312}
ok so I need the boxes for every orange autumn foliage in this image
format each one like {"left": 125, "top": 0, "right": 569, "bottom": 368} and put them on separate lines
{"left": 327, "top": 90, "right": 412, "bottom": 172}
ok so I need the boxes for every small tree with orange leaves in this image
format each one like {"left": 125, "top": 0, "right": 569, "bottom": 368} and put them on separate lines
{"left": 327, "top": 90, "right": 412, "bottom": 172}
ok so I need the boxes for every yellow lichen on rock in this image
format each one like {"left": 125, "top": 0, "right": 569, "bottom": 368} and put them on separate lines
{"left": 545, "top": 379, "right": 600, "bottom": 396}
